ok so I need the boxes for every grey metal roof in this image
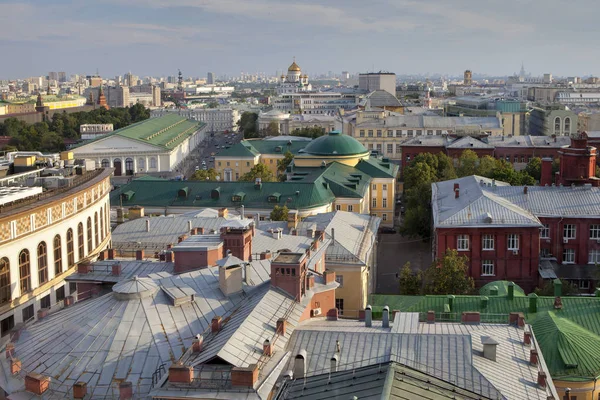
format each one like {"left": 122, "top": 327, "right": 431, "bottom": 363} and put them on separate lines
{"left": 446, "top": 136, "right": 494, "bottom": 149}
{"left": 356, "top": 115, "right": 502, "bottom": 130}
{"left": 401, "top": 136, "right": 448, "bottom": 147}
{"left": 66, "top": 260, "right": 174, "bottom": 283}
{"left": 432, "top": 176, "right": 541, "bottom": 228}
{"left": 252, "top": 229, "right": 315, "bottom": 255}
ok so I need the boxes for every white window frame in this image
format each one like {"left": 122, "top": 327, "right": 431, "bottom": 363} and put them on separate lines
{"left": 563, "top": 248, "right": 575, "bottom": 264}
{"left": 382, "top": 198, "right": 387, "bottom": 208}
{"left": 382, "top": 213, "right": 387, "bottom": 221}
{"left": 579, "top": 280, "right": 590, "bottom": 289}
{"left": 457, "top": 235, "right": 469, "bottom": 251}
{"left": 563, "top": 224, "right": 576, "bottom": 240}
{"left": 507, "top": 234, "right": 519, "bottom": 250}
{"left": 372, "top": 198, "right": 377, "bottom": 208}
{"left": 347, "top": 205, "right": 353, "bottom": 212}
{"left": 481, "top": 260, "right": 494, "bottom": 276}
{"left": 589, "top": 249, "right": 600, "bottom": 264}
{"left": 335, "top": 204, "right": 341, "bottom": 211}
{"left": 590, "top": 225, "right": 600, "bottom": 240}
{"left": 482, "top": 235, "right": 494, "bottom": 250}
{"left": 540, "top": 224, "right": 550, "bottom": 239}
{"left": 335, "top": 275, "right": 343, "bottom": 288}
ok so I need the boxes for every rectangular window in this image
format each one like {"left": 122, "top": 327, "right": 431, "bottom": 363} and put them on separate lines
{"left": 335, "top": 204, "right": 341, "bottom": 211}
{"left": 246, "top": 162, "right": 250, "bottom": 167}
{"left": 387, "top": 130, "right": 393, "bottom": 137}
{"left": 372, "top": 198, "right": 377, "bottom": 208}
{"left": 457, "top": 235, "right": 469, "bottom": 250}
{"left": 335, "top": 275, "right": 343, "bottom": 288}
{"left": 226, "top": 161, "right": 230, "bottom": 166}
{"left": 372, "top": 184, "right": 377, "bottom": 190}
{"left": 22, "top": 304, "right": 34, "bottom": 322}
{"left": 416, "top": 130, "right": 422, "bottom": 136}
{"left": 407, "top": 130, "right": 414, "bottom": 137}
{"left": 507, "top": 234, "right": 519, "bottom": 250}
{"left": 387, "top": 144, "right": 393, "bottom": 154}
{"left": 589, "top": 250, "right": 600, "bottom": 264}
{"left": 396, "top": 130, "right": 402, "bottom": 137}
{"left": 564, "top": 224, "right": 576, "bottom": 239}
{"left": 56, "top": 285, "right": 65, "bottom": 302}
{"left": 482, "top": 235, "right": 494, "bottom": 250}
{"left": 40, "top": 294, "right": 51, "bottom": 309}
{"left": 590, "top": 225, "right": 600, "bottom": 239}
{"left": 368, "top": 143, "right": 373, "bottom": 150}
{"left": 382, "top": 184, "right": 387, "bottom": 190}
{"left": 540, "top": 224, "right": 550, "bottom": 239}
{"left": 482, "top": 260, "right": 494, "bottom": 276}
{"left": 436, "top": 130, "right": 442, "bottom": 135}
{"left": 0, "top": 315, "right": 14, "bottom": 337}
{"left": 218, "top": 161, "right": 221, "bottom": 167}
{"left": 347, "top": 205, "right": 353, "bottom": 212}
{"left": 563, "top": 248, "right": 575, "bottom": 264}
{"left": 579, "top": 280, "right": 590, "bottom": 289}
{"left": 382, "top": 198, "right": 387, "bottom": 208}
{"left": 377, "top": 130, "right": 382, "bottom": 137}
{"left": 541, "top": 248, "right": 551, "bottom": 258}
{"left": 376, "top": 144, "right": 382, "bottom": 152}
{"left": 360, "top": 130, "right": 365, "bottom": 137}
{"left": 335, "top": 299, "right": 344, "bottom": 315}
{"left": 382, "top": 213, "right": 387, "bottom": 221}
{"left": 396, "top": 144, "right": 401, "bottom": 154}
{"left": 368, "top": 130, "right": 373, "bottom": 137}
{"left": 69, "top": 282, "right": 77, "bottom": 296}
{"left": 427, "top": 130, "right": 433, "bottom": 135}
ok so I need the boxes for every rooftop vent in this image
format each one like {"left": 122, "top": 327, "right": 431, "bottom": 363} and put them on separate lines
{"left": 481, "top": 336, "right": 499, "bottom": 361}
{"left": 112, "top": 276, "right": 158, "bottom": 300}
{"left": 161, "top": 283, "right": 196, "bottom": 306}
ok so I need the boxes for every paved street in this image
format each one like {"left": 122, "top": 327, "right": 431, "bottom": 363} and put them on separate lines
{"left": 177, "top": 130, "right": 243, "bottom": 179}
{"left": 375, "top": 233, "right": 432, "bottom": 295}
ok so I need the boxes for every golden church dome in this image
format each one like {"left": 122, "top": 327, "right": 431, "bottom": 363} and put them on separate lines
{"left": 288, "top": 61, "right": 301, "bottom": 72}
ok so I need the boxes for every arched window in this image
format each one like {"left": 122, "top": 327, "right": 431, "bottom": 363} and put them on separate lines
{"left": 67, "top": 228, "right": 74, "bottom": 266}
{"left": 54, "top": 235, "right": 62, "bottom": 276}
{"left": 105, "top": 205, "right": 109, "bottom": 236}
{"left": 125, "top": 158, "right": 134, "bottom": 176}
{"left": 94, "top": 212, "right": 99, "bottom": 247}
{"left": 101, "top": 159, "right": 110, "bottom": 168}
{"left": 38, "top": 242, "right": 48, "bottom": 285}
{"left": 138, "top": 158, "right": 146, "bottom": 171}
{"left": 0, "top": 258, "right": 11, "bottom": 305}
{"left": 19, "top": 250, "right": 30, "bottom": 294}
{"left": 78, "top": 222, "right": 84, "bottom": 259}
{"left": 554, "top": 117, "right": 561, "bottom": 135}
{"left": 87, "top": 217, "right": 93, "bottom": 253}
{"left": 100, "top": 207, "right": 104, "bottom": 241}
{"left": 150, "top": 157, "right": 157, "bottom": 169}
{"left": 564, "top": 117, "right": 571, "bottom": 134}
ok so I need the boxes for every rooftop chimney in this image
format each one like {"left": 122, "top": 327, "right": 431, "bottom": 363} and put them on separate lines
{"left": 382, "top": 306, "right": 390, "bottom": 328}
{"left": 454, "top": 186, "right": 460, "bottom": 199}
{"left": 119, "top": 381, "right": 133, "bottom": 399}
{"left": 330, "top": 354, "right": 339, "bottom": 373}
{"left": 146, "top": 219, "right": 150, "bottom": 232}
{"left": 523, "top": 186, "right": 528, "bottom": 195}
{"left": 211, "top": 316, "right": 222, "bottom": 333}
{"left": 277, "top": 318, "right": 287, "bottom": 336}
{"left": 263, "top": 339, "right": 272, "bottom": 357}
{"left": 231, "top": 364, "right": 258, "bottom": 389}
{"left": 481, "top": 336, "right": 498, "bottom": 361}
{"left": 294, "top": 350, "right": 307, "bottom": 378}
{"left": 365, "top": 305, "right": 372, "bottom": 327}
{"left": 188, "top": 220, "right": 192, "bottom": 231}
{"left": 73, "top": 382, "right": 87, "bottom": 399}
{"left": 25, "top": 373, "right": 50, "bottom": 395}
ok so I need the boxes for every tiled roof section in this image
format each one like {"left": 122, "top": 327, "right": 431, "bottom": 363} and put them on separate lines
{"left": 369, "top": 294, "right": 600, "bottom": 380}
{"left": 446, "top": 136, "right": 494, "bottom": 149}
{"left": 432, "top": 175, "right": 541, "bottom": 228}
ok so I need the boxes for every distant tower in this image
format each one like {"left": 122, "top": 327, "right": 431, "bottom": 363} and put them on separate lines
{"left": 35, "top": 91, "right": 45, "bottom": 112}
{"left": 177, "top": 69, "right": 183, "bottom": 92}
{"left": 207, "top": 72, "right": 214, "bottom": 85}
{"left": 46, "top": 82, "right": 51, "bottom": 95}
{"left": 86, "top": 90, "right": 95, "bottom": 106}
{"left": 464, "top": 70, "right": 472, "bottom": 86}
{"left": 97, "top": 85, "right": 109, "bottom": 109}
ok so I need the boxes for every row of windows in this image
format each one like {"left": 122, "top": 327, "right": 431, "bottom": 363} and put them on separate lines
{"left": 541, "top": 223, "right": 600, "bottom": 240}
{"left": 372, "top": 198, "right": 388, "bottom": 208}
{"left": 1, "top": 207, "right": 109, "bottom": 306}
{"left": 101, "top": 158, "right": 158, "bottom": 170}
{"left": 359, "top": 129, "right": 444, "bottom": 138}
{"left": 457, "top": 234, "right": 520, "bottom": 251}
{"left": 218, "top": 161, "right": 251, "bottom": 167}
{"left": 554, "top": 116, "right": 572, "bottom": 135}
{"left": 404, "top": 153, "right": 556, "bottom": 163}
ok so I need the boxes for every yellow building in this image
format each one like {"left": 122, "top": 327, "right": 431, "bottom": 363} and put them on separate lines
{"left": 214, "top": 132, "right": 398, "bottom": 226}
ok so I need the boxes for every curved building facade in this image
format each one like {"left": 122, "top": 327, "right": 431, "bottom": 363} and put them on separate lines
{"left": 0, "top": 168, "right": 113, "bottom": 336}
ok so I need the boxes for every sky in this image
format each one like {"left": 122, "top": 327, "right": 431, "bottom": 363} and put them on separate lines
{"left": 1, "top": 0, "right": 599, "bottom": 80}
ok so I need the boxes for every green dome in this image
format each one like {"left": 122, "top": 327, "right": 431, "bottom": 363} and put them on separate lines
{"left": 301, "top": 131, "right": 368, "bottom": 156}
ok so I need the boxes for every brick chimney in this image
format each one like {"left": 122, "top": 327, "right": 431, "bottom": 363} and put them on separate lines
{"left": 73, "top": 382, "right": 87, "bottom": 399}
{"left": 10, "top": 358, "right": 21, "bottom": 375}
{"left": 260, "top": 251, "right": 272, "bottom": 260}
{"left": 454, "top": 182, "right": 460, "bottom": 198}
{"left": 530, "top": 349, "right": 538, "bottom": 365}
{"left": 77, "top": 263, "right": 92, "bottom": 274}
{"left": 323, "top": 269, "right": 336, "bottom": 285}
{"left": 168, "top": 364, "right": 193, "bottom": 384}
{"left": 231, "top": 364, "right": 258, "bottom": 388}
{"left": 427, "top": 310, "right": 435, "bottom": 323}
{"left": 277, "top": 318, "right": 287, "bottom": 335}
{"left": 524, "top": 331, "right": 532, "bottom": 345}
{"left": 537, "top": 371, "right": 547, "bottom": 387}
{"left": 461, "top": 312, "right": 481, "bottom": 324}
{"left": 218, "top": 207, "right": 229, "bottom": 218}
{"left": 25, "top": 372, "right": 50, "bottom": 395}
{"left": 112, "top": 263, "right": 122, "bottom": 276}
{"left": 212, "top": 316, "right": 222, "bottom": 333}
{"left": 221, "top": 227, "right": 253, "bottom": 261}
{"left": 135, "top": 250, "right": 145, "bottom": 260}
{"left": 263, "top": 339, "right": 272, "bottom": 357}
{"left": 541, "top": 157, "right": 553, "bottom": 186}
{"left": 192, "top": 335, "right": 203, "bottom": 353}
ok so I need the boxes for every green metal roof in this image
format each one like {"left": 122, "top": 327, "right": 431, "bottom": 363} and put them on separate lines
{"left": 479, "top": 281, "right": 526, "bottom": 297}
{"left": 216, "top": 140, "right": 308, "bottom": 158}
{"left": 76, "top": 114, "right": 204, "bottom": 150}
{"left": 354, "top": 157, "right": 399, "bottom": 179}
{"left": 301, "top": 131, "right": 368, "bottom": 156}
{"left": 370, "top": 293, "right": 600, "bottom": 380}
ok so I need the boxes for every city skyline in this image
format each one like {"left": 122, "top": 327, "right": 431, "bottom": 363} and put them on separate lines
{"left": 1, "top": 0, "right": 599, "bottom": 79}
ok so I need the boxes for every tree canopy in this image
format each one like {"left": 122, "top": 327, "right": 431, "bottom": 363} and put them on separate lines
{"left": 190, "top": 168, "right": 218, "bottom": 181}
{"left": 239, "top": 163, "right": 275, "bottom": 182}
{"left": 277, "top": 151, "right": 294, "bottom": 181}
{"left": 424, "top": 249, "right": 475, "bottom": 295}
{"left": 398, "top": 262, "right": 422, "bottom": 295}
{"left": 291, "top": 127, "right": 326, "bottom": 139}
{"left": 0, "top": 103, "right": 150, "bottom": 152}
{"left": 270, "top": 205, "right": 289, "bottom": 221}
{"left": 266, "top": 120, "right": 279, "bottom": 136}
{"left": 237, "top": 112, "right": 258, "bottom": 138}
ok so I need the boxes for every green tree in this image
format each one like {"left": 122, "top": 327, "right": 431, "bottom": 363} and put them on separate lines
{"left": 292, "top": 126, "right": 326, "bottom": 139}
{"left": 436, "top": 153, "right": 457, "bottom": 181}
{"left": 239, "top": 163, "right": 275, "bottom": 182}
{"left": 277, "top": 151, "right": 294, "bottom": 179}
{"left": 207, "top": 102, "right": 219, "bottom": 109}
{"left": 237, "top": 112, "right": 258, "bottom": 138}
{"left": 398, "top": 262, "right": 422, "bottom": 295}
{"left": 476, "top": 155, "right": 497, "bottom": 178}
{"left": 534, "top": 279, "right": 579, "bottom": 296}
{"left": 456, "top": 149, "right": 479, "bottom": 177}
{"left": 403, "top": 161, "right": 436, "bottom": 191}
{"left": 266, "top": 120, "right": 279, "bottom": 136}
{"left": 525, "top": 157, "right": 542, "bottom": 182}
{"left": 424, "top": 249, "right": 475, "bottom": 295}
{"left": 270, "top": 205, "right": 289, "bottom": 221}
{"left": 190, "top": 168, "right": 218, "bottom": 181}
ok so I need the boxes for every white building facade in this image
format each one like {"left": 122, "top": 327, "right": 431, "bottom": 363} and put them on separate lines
{"left": 150, "top": 108, "right": 239, "bottom": 132}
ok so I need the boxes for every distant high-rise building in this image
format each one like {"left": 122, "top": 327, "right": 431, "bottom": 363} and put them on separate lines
{"left": 88, "top": 75, "right": 102, "bottom": 87}
{"left": 358, "top": 72, "right": 396, "bottom": 95}
{"left": 124, "top": 72, "right": 138, "bottom": 87}
{"left": 48, "top": 72, "right": 58, "bottom": 81}
{"left": 341, "top": 71, "right": 350, "bottom": 80}
{"left": 207, "top": 72, "right": 214, "bottom": 84}
{"left": 58, "top": 72, "right": 67, "bottom": 83}
{"left": 464, "top": 70, "right": 472, "bottom": 86}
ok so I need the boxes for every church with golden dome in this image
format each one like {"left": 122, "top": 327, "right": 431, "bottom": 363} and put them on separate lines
{"left": 277, "top": 58, "right": 312, "bottom": 94}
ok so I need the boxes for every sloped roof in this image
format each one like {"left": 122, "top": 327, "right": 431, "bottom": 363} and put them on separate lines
{"left": 479, "top": 281, "right": 526, "bottom": 297}
{"left": 446, "top": 136, "right": 494, "bottom": 149}
{"left": 354, "top": 157, "right": 399, "bottom": 178}
{"left": 432, "top": 176, "right": 541, "bottom": 228}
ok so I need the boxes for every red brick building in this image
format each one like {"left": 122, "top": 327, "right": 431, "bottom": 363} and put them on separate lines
{"left": 432, "top": 135, "right": 600, "bottom": 292}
